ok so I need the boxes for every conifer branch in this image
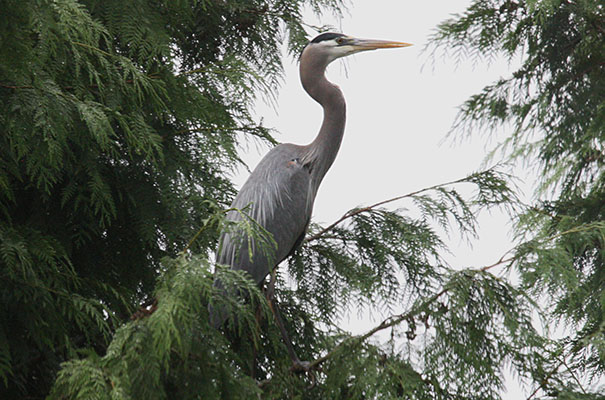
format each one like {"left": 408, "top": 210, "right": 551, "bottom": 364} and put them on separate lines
{"left": 307, "top": 286, "right": 450, "bottom": 370}
{"left": 559, "top": 356, "right": 587, "bottom": 395}
{"left": 300, "top": 249, "right": 517, "bottom": 373}
{"left": 0, "top": 76, "right": 158, "bottom": 91}
{"left": 480, "top": 255, "right": 514, "bottom": 272}
{"left": 305, "top": 174, "right": 477, "bottom": 243}
{"left": 292, "top": 243, "right": 531, "bottom": 375}
{"left": 70, "top": 41, "right": 113, "bottom": 58}
{"left": 525, "top": 355, "right": 571, "bottom": 400}
{"left": 161, "top": 124, "right": 274, "bottom": 142}
{"left": 526, "top": 328, "right": 602, "bottom": 399}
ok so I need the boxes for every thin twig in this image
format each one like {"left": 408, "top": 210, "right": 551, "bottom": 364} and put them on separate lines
{"left": 160, "top": 124, "right": 271, "bottom": 141}
{"left": 526, "top": 358, "right": 564, "bottom": 400}
{"left": 481, "top": 255, "right": 515, "bottom": 272}
{"left": 181, "top": 207, "right": 234, "bottom": 254}
{"left": 560, "top": 356, "right": 587, "bottom": 395}
{"left": 305, "top": 175, "right": 474, "bottom": 243}
{"left": 71, "top": 41, "right": 113, "bottom": 58}
{"left": 525, "top": 332, "right": 598, "bottom": 399}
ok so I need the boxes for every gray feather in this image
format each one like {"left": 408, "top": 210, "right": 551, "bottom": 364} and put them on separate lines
{"left": 210, "top": 37, "right": 348, "bottom": 328}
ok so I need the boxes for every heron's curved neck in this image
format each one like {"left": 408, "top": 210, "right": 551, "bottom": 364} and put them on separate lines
{"left": 300, "top": 56, "right": 346, "bottom": 186}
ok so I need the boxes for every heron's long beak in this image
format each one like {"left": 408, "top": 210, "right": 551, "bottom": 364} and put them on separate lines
{"left": 348, "top": 38, "right": 412, "bottom": 51}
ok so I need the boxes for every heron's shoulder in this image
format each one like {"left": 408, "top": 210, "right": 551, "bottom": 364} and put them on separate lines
{"left": 250, "top": 143, "right": 306, "bottom": 173}
{"left": 263, "top": 143, "right": 304, "bottom": 160}
{"left": 231, "top": 143, "right": 311, "bottom": 220}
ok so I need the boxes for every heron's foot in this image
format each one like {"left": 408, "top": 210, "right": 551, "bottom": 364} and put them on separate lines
{"left": 290, "top": 360, "right": 312, "bottom": 373}
{"left": 290, "top": 360, "right": 316, "bottom": 388}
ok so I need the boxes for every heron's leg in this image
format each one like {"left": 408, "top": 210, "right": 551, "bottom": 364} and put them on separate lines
{"left": 266, "top": 269, "right": 311, "bottom": 372}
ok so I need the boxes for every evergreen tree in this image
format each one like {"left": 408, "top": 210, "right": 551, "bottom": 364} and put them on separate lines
{"left": 0, "top": 0, "right": 338, "bottom": 397}
{"left": 3, "top": 0, "right": 602, "bottom": 399}
{"left": 431, "top": 0, "right": 605, "bottom": 398}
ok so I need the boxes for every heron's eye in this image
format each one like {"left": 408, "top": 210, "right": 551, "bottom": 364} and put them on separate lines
{"left": 336, "top": 37, "right": 345, "bottom": 45}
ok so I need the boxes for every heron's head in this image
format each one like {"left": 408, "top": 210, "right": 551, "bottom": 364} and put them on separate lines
{"left": 303, "top": 32, "right": 412, "bottom": 65}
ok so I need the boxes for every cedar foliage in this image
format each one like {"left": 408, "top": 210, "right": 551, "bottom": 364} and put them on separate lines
{"left": 0, "top": 0, "right": 330, "bottom": 397}
{"left": 50, "top": 169, "right": 527, "bottom": 400}
{"left": 431, "top": 0, "right": 605, "bottom": 398}
{"left": 1, "top": 0, "right": 602, "bottom": 399}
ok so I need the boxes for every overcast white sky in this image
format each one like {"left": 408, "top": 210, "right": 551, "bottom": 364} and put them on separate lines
{"left": 236, "top": 2, "right": 530, "bottom": 398}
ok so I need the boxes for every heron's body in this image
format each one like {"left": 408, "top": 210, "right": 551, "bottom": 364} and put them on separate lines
{"left": 212, "top": 32, "right": 410, "bottom": 328}
{"left": 217, "top": 143, "right": 314, "bottom": 283}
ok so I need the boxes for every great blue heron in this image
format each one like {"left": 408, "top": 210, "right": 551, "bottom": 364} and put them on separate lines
{"left": 212, "top": 32, "right": 410, "bottom": 365}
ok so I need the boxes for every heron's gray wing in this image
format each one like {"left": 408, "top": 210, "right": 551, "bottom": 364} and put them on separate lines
{"left": 217, "top": 144, "right": 313, "bottom": 285}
